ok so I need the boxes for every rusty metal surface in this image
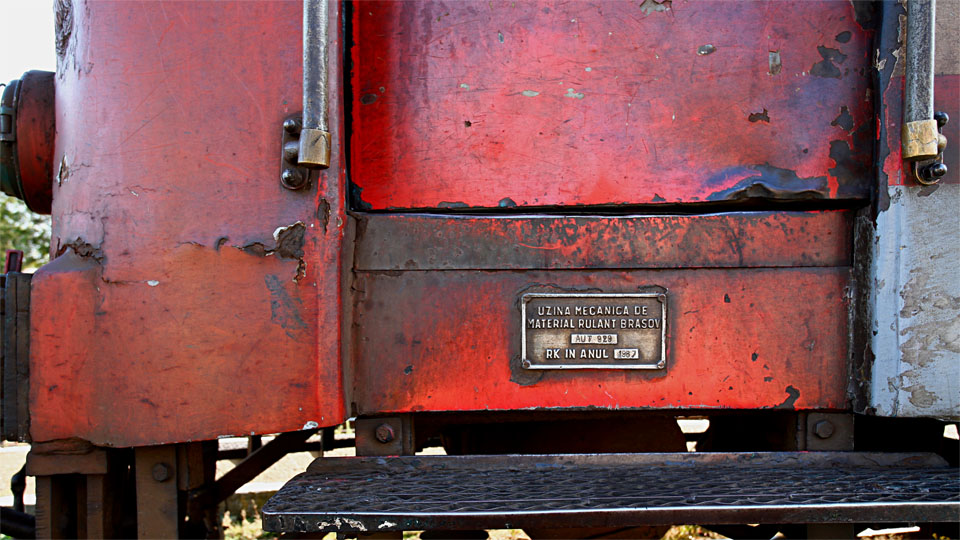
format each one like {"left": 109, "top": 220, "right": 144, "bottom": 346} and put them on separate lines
{"left": 354, "top": 211, "right": 852, "bottom": 271}
{"left": 135, "top": 445, "right": 179, "bottom": 539}
{"left": 352, "top": 268, "right": 851, "bottom": 414}
{"left": 262, "top": 452, "right": 959, "bottom": 532}
{"left": 1, "top": 272, "right": 30, "bottom": 442}
{"left": 349, "top": 0, "right": 874, "bottom": 209}
{"left": 13, "top": 71, "right": 54, "bottom": 214}
{"left": 29, "top": 0, "right": 347, "bottom": 446}
{"left": 870, "top": 183, "right": 960, "bottom": 420}
{"left": 865, "top": 2, "right": 959, "bottom": 419}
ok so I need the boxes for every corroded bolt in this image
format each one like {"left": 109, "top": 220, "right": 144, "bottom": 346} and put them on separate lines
{"left": 374, "top": 423, "right": 395, "bottom": 444}
{"left": 152, "top": 462, "right": 171, "bottom": 482}
{"left": 813, "top": 420, "right": 835, "bottom": 439}
{"left": 281, "top": 168, "right": 307, "bottom": 190}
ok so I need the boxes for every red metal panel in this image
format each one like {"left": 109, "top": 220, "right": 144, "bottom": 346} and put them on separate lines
{"left": 352, "top": 267, "right": 851, "bottom": 414}
{"left": 30, "top": 1, "right": 346, "bottom": 446}
{"left": 351, "top": 0, "right": 874, "bottom": 209}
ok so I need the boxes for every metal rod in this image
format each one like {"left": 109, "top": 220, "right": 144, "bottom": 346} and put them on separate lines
{"left": 298, "top": 0, "right": 332, "bottom": 168}
{"left": 303, "top": 0, "right": 329, "bottom": 133}
{"left": 901, "top": 0, "right": 940, "bottom": 160}
{"left": 904, "top": 0, "right": 936, "bottom": 124}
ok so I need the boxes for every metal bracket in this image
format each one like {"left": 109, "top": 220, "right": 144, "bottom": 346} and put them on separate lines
{"left": 909, "top": 112, "right": 950, "bottom": 185}
{"left": 279, "top": 114, "right": 311, "bottom": 190}
{"left": 355, "top": 416, "right": 414, "bottom": 456}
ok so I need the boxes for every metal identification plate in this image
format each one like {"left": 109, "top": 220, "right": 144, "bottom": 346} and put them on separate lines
{"left": 521, "top": 292, "right": 667, "bottom": 370}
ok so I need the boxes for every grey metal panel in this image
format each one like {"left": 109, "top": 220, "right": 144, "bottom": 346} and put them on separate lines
{"left": 870, "top": 183, "right": 959, "bottom": 419}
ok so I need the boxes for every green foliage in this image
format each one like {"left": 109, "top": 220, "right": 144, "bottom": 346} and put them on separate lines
{"left": 0, "top": 194, "right": 50, "bottom": 269}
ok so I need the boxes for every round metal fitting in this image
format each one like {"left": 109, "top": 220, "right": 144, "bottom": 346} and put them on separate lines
{"left": 813, "top": 420, "right": 835, "bottom": 439}
{"left": 283, "top": 117, "right": 302, "bottom": 134}
{"left": 919, "top": 162, "right": 948, "bottom": 184}
{"left": 281, "top": 168, "right": 307, "bottom": 190}
{"left": 283, "top": 140, "right": 300, "bottom": 162}
{"left": 934, "top": 110, "right": 949, "bottom": 128}
{"left": 374, "top": 423, "right": 395, "bottom": 444}
{"left": 151, "top": 462, "right": 172, "bottom": 482}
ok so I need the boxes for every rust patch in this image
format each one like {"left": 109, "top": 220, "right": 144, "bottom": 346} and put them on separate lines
{"left": 57, "top": 239, "right": 104, "bottom": 262}
{"left": 830, "top": 106, "right": 854, "bottom": 131}
{"left": 828, "top": 123, "right": 873, "bottom": 197}
{"left": 748, "top": 109, "right": 770, "bottom": 123}
{"left": 638, "top": 0, "right": 671, "bottom": 16}
{"left": 706, "top": 165, "right": 828, "bottom": 201}
{"left": 697, "top": 44, "right": 717, "bottom": 56}
{"left": 437, "top": 201, "right": 469, "bottom": 209}
{"left": 810, "top": 46, "right": 847, "bottom": 78}
{"left": 509, "top": 355, "right": 544, "bottom": 386}
{"left": 775, "top": 385, "right": 801, "bottom": 408}
{"left": 241, "top": 222, "right": 305, "bottom": 260}
{"left": 317, "top": 198, "right": 331, "bottom": 233}
{"left": 768, "top": 51, "right": 782, "bottom": 75}
{"left": 903, "top": 384, "right": 938, "bottom": 409}
{"left": 264, "top": 274, "right": 307, "bottom": 338}
{"left": 55, "top": 0, "right": 73, "bottom": 59}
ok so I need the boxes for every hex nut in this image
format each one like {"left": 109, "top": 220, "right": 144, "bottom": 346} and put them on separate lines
{"left": 374, "top": 423, "right": 395, "bottom": 444}
{"left": 152, "top": 462, "right": 171, "bottom": 482}
{"left": 813, "top": 420, "right": 835, "bottom": 439}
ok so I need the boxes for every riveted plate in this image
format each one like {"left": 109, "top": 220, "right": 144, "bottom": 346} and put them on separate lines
{"left": 521, "top": 292, "right": 666, "bottom": 370}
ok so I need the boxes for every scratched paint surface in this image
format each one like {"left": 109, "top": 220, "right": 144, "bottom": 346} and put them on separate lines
{"left": 351, "top": 0, "right": 874, "bottom": 209}
{"left": 30, "top": 1, "right": 346, "bottom": 446}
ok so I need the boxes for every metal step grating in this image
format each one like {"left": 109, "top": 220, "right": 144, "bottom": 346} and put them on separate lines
{"left": 262, "top": 452, "right": 960, "bottom": 533}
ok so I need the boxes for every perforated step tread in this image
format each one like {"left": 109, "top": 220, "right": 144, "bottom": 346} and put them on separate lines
{"left": 262, "top": 452, "right": 959, "bottom": 533}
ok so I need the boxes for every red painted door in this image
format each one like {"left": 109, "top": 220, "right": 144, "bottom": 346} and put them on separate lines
{"left": 350, "top": 0, "right": 873, "bottom": 210}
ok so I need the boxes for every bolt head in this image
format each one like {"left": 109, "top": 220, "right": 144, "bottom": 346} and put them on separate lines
{"left": 374, "top": 423, "right": 395, "bottom": 444}
{"left": 934, "top": 111, "right": 949, "bottom": 128}
{"left": 283, "top": 117, "right": 302, "bottom": 134}
{"left": 920, "top": 162, "right": 948, "bottom": 182}
{"left": 152, "top": 462, "right": 171, "bottom": 482}
{"left": 813, "top": 420, "right": 835, "bottom": 439}
{"left": 281, "top": 168, "right": 307, "bottom": 190}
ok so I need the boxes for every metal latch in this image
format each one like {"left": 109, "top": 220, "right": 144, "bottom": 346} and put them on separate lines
{"left": 902, "top": 0, "right": 949, "bottom": 184}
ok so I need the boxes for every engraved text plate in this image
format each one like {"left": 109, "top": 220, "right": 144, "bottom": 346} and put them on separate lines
{"left": 521, "top": 292, "right": 667, "bottom": 369}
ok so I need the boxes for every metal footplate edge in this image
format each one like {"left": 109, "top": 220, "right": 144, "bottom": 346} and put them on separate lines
{"left": 262, "top": 452, "right": 960, "bottom": 533}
